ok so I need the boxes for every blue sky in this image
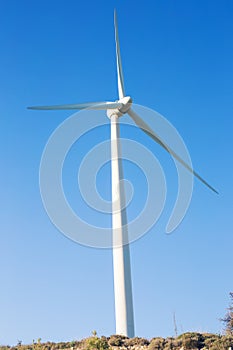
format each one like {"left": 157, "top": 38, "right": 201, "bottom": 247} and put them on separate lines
{"left": 1, "top": 0, "right": 233, "bottom": 345}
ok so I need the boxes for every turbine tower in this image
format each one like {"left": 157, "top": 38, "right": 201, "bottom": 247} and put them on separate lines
{"left": 28, "top": 10, "right": 218, "bottom": 338}
{"left": 108, "top": 11, "right": 134, "bottom": 337}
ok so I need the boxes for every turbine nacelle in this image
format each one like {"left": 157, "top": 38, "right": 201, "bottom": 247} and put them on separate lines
{"left": 107, "top": 96, "right": 132, "bottom": 119}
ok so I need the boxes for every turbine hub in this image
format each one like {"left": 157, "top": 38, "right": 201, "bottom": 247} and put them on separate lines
{"left": 107, "top": 96, "right": 132, "bottom": 119}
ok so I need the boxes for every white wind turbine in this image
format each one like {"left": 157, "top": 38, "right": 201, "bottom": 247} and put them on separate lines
{"left": 28, "top": 10, "right": 218, "bottom": 338}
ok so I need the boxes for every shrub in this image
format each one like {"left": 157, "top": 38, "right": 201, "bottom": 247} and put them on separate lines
{"left": 148, "top": 338, "right": 165, "bottom": 350}
{"left": 136, "top": 338, "right": 150, "bottom": 346}
{"left": 164, "top": 337, "right": 179, "bottom": 350}
{"left": 108, "top": 334, "right": 128, "bottom": 347}
{"left": 203, "top": 333, "right": 219, "bottom": 348}
{"left": 178, "top": 332, "right": 204, "bottom": 350}
{"left": 212, "top": 335, "right": 233, "bottom": 350}
{"left": 85, "top": 336, "right": 109, "bottom": 350}
{"left": 124, "top": 337, "right": 149, "bottom": 347}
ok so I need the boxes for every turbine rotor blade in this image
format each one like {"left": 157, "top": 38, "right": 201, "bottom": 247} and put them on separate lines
{"left": 128, "top": 108, "right": 218, "bottom": 194}
{"left": 114, "top": 9, "right": 125, "bottom": 99}
{"left": 27, "top": 101, "right": 123, "bottom": 111}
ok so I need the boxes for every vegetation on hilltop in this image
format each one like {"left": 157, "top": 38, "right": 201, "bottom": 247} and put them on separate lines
{"left": 0, "top": 333, "right": 233, "bottom": 350}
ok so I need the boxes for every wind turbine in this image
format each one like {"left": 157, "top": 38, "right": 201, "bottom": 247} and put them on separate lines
{"left": 28, "top": 10, "right": 218, "bottom": 338}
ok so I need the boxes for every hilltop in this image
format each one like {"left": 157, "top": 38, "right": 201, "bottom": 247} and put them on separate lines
{"left": 1, "top": 333, "right": 233, "bottom": 350}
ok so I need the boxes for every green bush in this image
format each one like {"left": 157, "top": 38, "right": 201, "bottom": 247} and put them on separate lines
{"left": 85, "top": 336, "right": 109, "bottom": 350}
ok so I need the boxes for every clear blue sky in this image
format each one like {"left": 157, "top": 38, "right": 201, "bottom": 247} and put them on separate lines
{"left": 1, "top": 0, "right": 233, "bottom": 345}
